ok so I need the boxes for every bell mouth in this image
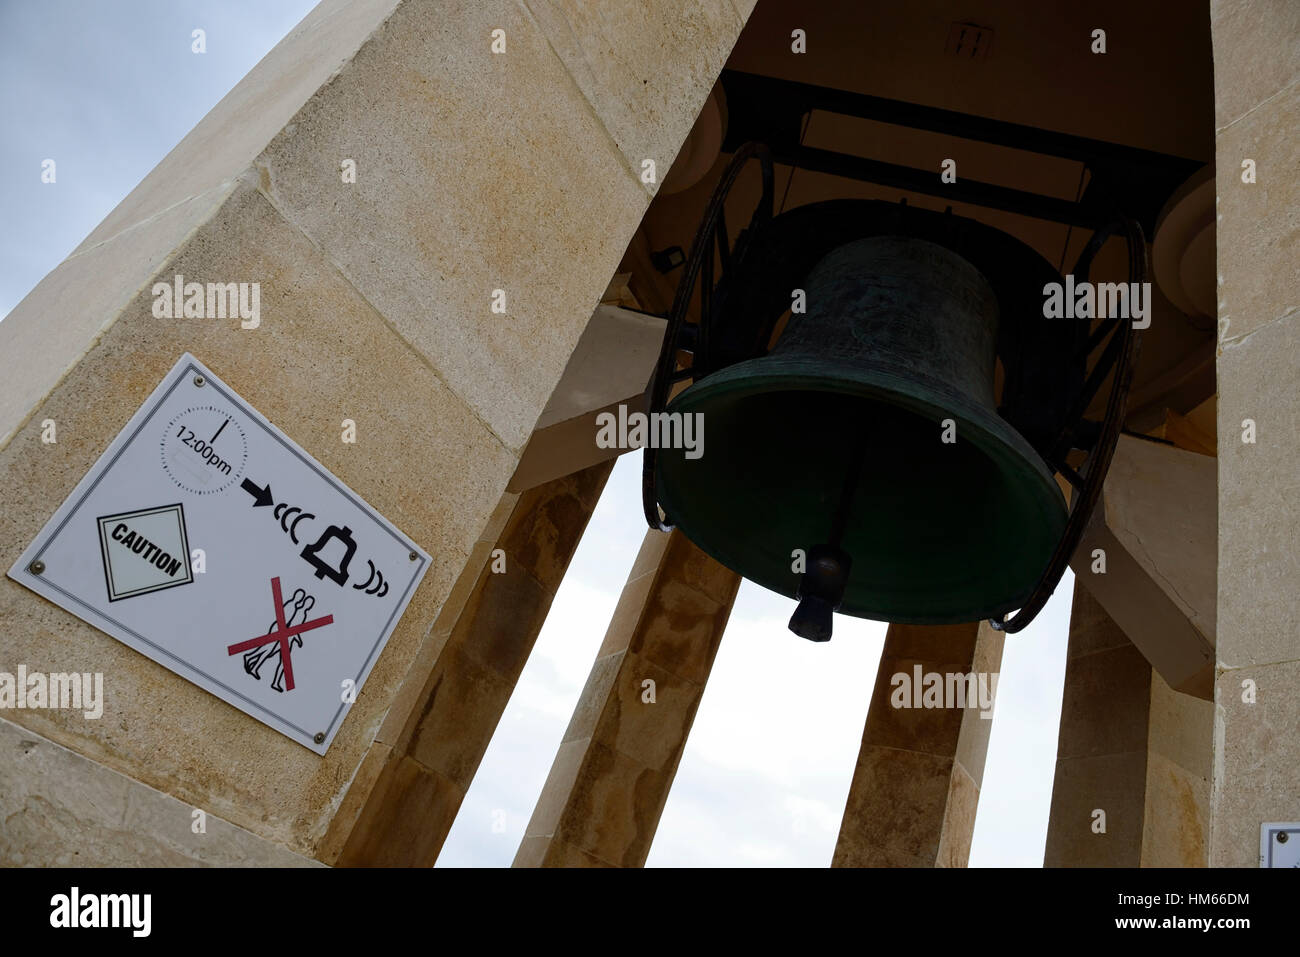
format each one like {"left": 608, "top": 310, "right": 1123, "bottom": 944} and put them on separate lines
{"left": 655, "top": 355, "right": 1068, "bottom": 625}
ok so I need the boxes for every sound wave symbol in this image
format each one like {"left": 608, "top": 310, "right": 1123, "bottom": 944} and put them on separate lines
{"left": 352, "top": 559, "right": 389, "bottom": 598}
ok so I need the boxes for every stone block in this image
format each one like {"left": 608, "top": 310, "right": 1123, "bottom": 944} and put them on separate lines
{"left": 1215, "top": 80, "right": 1300, "bottom": 343}
{"left": 257, "top": 0, "right": 652, "bottom": 451}
{"left": 520, "top": 0, "right": 741, "bottom": 187}
{"left": 1211, "top": 0, "right": 1300, "bottom": 129}
{"left": 0, "top": 716, "right": 317, "bottom": 867}
{"left": 1211, "top": 658, "right": 1300, "bottom": 866}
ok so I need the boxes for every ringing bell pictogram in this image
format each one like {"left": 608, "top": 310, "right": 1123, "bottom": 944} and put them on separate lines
{"left": 300, "top": 524, "right": 356, "bottom": 586}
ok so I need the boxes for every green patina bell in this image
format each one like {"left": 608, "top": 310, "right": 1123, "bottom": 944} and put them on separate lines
{"left": 655, "top": 235, "right": 1068, "bottom": 636}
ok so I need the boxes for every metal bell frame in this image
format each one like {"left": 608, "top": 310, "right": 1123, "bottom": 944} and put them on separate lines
{"left": 642, "top": 142, "right": 1147, "bottom": 634}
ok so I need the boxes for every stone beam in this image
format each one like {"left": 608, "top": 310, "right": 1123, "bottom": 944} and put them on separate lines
{"left": 509, "top": 304, "right": 666, "bottom": 492}
{"left": 514, "top": 528, "right": 740, "bottom": 867}
{"left": 1071, "top": 434, "right": 1216, "bottom": 699}
{"left": 833, "top": 620, "right": 1003, "bottom": 868}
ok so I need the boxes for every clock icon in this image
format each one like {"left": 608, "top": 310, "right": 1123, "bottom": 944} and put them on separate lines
{"left": 161, "top": 405, "right": 248, "bottom": 495}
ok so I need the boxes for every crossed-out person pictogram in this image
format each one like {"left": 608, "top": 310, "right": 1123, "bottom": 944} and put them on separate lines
{"left": 226, "top": 576, "right": 333, "bottom": 692}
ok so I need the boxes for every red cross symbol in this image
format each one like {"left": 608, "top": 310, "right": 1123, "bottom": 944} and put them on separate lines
{"left": 226, "top": 577, "right": 333, "bottom": 692}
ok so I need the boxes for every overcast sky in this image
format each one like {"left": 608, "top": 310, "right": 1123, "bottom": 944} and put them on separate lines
{"left": 1, "top": 0, "right": 1075, "bottom": 867}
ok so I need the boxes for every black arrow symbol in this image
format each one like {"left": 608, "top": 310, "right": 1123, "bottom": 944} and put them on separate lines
{"left": 240, "top": 478, "right": 273, "bottom": 508}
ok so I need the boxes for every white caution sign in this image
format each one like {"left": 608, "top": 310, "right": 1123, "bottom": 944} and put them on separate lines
{"left": 9, "top": 354, "right": 430, "bottom": 753}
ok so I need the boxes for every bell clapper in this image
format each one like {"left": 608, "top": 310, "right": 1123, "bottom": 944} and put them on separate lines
{"left": 788, "top": 435, "right": 867, "bottom": 642}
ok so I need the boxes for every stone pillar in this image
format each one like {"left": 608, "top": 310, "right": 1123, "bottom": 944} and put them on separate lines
{"left": 1045, "top": 578, "right": 1214, "bottom": 867}
{"left": 325, "top": 461, "right": 612, "bottom": 865}
{"left": 1044, "top": 584, "right": 1152, "bottom": 866}
{"left": 1209, "top": 0, "right": 1300, "bottom": 867}
{"left": 833, "top": 619, "right": 1003, "bottom": 868}
{"left": 514, "top": 528, "right": 741, "bottom": 867}
{"left": 1142, "top": 669, "right": 1213, "bottom": 867}
{"left": 0, "top": 0, "right": 748, "bottom": 863}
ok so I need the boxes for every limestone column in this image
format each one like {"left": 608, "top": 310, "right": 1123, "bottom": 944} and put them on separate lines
{"left": 1142, "top": 669, "right": 1213, "bottom": 866}
{"left": 1044, "top": 584, "right": 1152, "bottom": 866}
{"left": 325, "top": 461, "right": 612, "bottom": 865}
{"left": 514, "top": 528, "right": 741, "bottom": 867}
{"left": 833, "top": 620, "right": 1003, "bottom": 867}
{"left": 1209, "top": 0, "right": 1300, "bottom": 866}
{"left": 0, "top": 0, "right": 749, "bottom": 863}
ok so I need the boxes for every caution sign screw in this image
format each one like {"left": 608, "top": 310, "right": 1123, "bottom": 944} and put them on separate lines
{"left": 29, "top": 559, "right": 45, "bottom": 575}
{"left": 313, "top": 732, "right": 326, "bottom": 744}
{"left": 193, "top": 375, "right": 206, "bottom": 387}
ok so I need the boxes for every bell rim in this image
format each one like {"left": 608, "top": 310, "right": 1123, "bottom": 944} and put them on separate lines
{"left": 657, "top": 354, "right": 1068, "bottom": 623}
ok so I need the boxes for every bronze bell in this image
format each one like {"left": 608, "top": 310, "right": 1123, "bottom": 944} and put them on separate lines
{"left": 654, "top": 235, "right": 1068, "bottom": 637}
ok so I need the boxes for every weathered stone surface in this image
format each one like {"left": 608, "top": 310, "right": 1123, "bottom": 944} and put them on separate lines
{"left": 936, "top": 763, "right": 981, "bottom": 868}
{"left": 1143, "top": 751, "right": 1209, "bottom": 867}
{"left": 1142, "top": 671, "right": 1212, "bottom": 866}
{"left": 1211, "top": 658, "right": 1300, "bottom": 866}
{"left": 406, "top": 647, "right": 516, "bottom": 785}
{"left": 1211, "top": 0, "right": 1300, "bottom": 869}
{"left": 833, "top": 620, "right": 998, "bottom": 868}
{"left": 317, "top": 740, "right": 394, "bottom": 865}
{"left": 1211, "top": 0, "right": 1300, "bottom": 129}
{"left": 953, "top": 624, "right": 1003, "bottom": 790}
{"left": 0, "top": 716, "right": 317, "bottom": 867}
{"left": 863, "top": 657, "right": 976, "bottom": 756}
{"left": 600, "top": 651, "right": 705, "bottom": 771}
{"left": 0, "top": 182, "right": 237, "bottom": 448}
{"left": 1, "top": 0, "right": 404, "bottom": 447}
{"left": 834, "top": 746, "right": 955, "bottom": 868}
{"left": 1072, "top": 434, "right": 1217, "bottom": 698}
{"left": 1045, "top": 752, "right": 1148, "bottom": 868}
{"left": 548, "top": 739, "right": 675, "bottom": 866}
{"left": 520, "top": 1, "right": 741, "bottom": 191}
{"left": 1065, "top": 585, "right": 1133, "bottom": 657}
{"left": 516, "top": 529, "right": 739, "bottom": 867}
{"left": 75, "top": 0, "right": 403, "bottom": 253}
{"left": 1147, "top": 669, "right": 1214, "bottom": 780}
{"left": 1055, "top": 644, "right": 1153, "bottom": 759}
{"left": 257, "top": 0, "right": 654, "bottom": 452}
{"left": 496, "top": 465, "right": 612, "bottom": 594}
{"left": 509, "top": 305, "right": 665, "bottom": 492}
{"left": 334, "top": 755, "right": 463, "bottom": 866}
{"left": 1045, "top": 582, "right": 1151, "bottom": 867}
{"left": 1215, "top": 81, "right": 1300, "bottom": 345}
{"left": 1216, "top": 316, "right": 1300, "bottom": 668}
